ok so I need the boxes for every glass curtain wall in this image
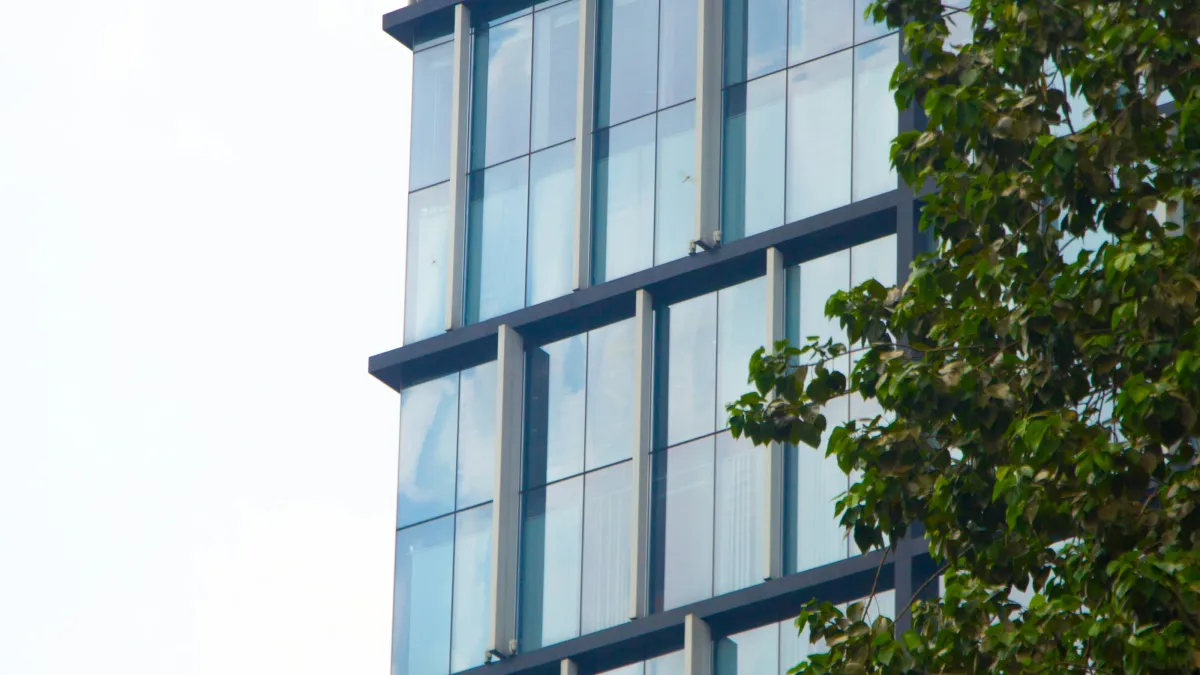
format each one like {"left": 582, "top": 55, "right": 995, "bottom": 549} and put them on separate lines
{"left": 598, "top": 651, "right": 686, "bottom": 675}
{"left": 519, "top": 318, "right": 638, "bottom": 649}
{"left": 592, "top": 0, "right": 699, "bottom": 284}
{"left": 722, "top": 0, "right": 899, "bottom": 242}
{"left": 782, "top": 234, "right": 896, "bottom": 574}
{"left": 650, "top": 277, "right": 768, "bottom": 612}
{"left": 393, "top": 362, "right": 499, "bottom": 675}
{"left": 465, "top": 0, "right": 580, "bottom": 325}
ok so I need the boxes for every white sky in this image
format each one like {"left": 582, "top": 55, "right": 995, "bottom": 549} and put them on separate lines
{"left": 0, "top": 1, "right": 414, "bottom": 673}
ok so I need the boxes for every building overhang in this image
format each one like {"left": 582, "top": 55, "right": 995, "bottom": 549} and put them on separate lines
{"left": 383, "top": 0, "right": 461, "bottom": 49}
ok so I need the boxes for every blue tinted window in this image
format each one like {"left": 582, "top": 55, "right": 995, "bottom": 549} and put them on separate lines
{"left": 655, "top": 102, "right": 697, "bottom": 265}
{"left": 854, "top": 0, "right": 892, "bottom": 42}
{"left": 722, "top": 72, "right": 786, "bottom": 241}
{"left": 783, "top": 397, "right": 850, "bottom": 573}
{"left": 651, "top": 435, "right": 716, "bottom": 611}
{"left": 457, "top": 362, "right": 497, "bottom": 509}
{"left": 451, "top": 504, "right": 494, "bottom": 673}
{"left": 520, "top": 477, "right": 584, "bottom": 649}
{"left": 471, "top": 15, "right": 533, "bottom": 169}
{"left": 581, "top": 461, "right": 632, "bottom": 633}
{"left": 724, "top": 0, "right": 787, "bottom": 85}
{"left": 714, "top": 431, "right": 766, "bottom": 595}
{"left": 410, "top": 43, "right": 454, "bottom": 190}
{"left": 788, "top": 0, "right": 852, "bottom": 65}
{"left": 398, "top": 374, "right": 458, "bottom": 529}
{"left": 660, "top": 293, "right": 718, "bottom": 447}
{"left": 593, "top": 115, "right": 656, "bottom": 283}
{"left": 595, "top": 0, "right": 659, "bottom": 128}
{"left": 526, "top": 143, "right": 576, "bottom": 306}
{"left": 392, "top": 517, "right": 454, "bottom": 675}
{"left": 531, "top": 1, "right": 579, "bottom": 151}
{"left": 525, "top": 333, "right": 587, "bottom": 487}
{"left": 658, "top": 0, "right": 698, "bottom": 108}
{"left": 405, "top": 183, "right": 452, "bottom": 344}
{"left": 789, "top": 248, "right": 850, "bottom": 347}
{"left": 786, "top": 51, "right": 853, "bottom": 222}
{"left": 850, "top": 233, "right": 897, "bottom": 289}
{"left": 465, "top": 157, "right": 529, "bottom": 324}
{"left": 715, "top": 622, "right": 777, "bottom": 675}
{"left": 852, "top": 35, "right": 899, "bottom": 200}
{"left": 586, "top": 319, "right": 637, "bottom": 469}
{"left": 716, "top": 277, "right": 766, "bottom": 422}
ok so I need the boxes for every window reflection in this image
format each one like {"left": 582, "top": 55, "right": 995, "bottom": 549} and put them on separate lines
{"left": 471, "top": 15, "right": 534, "bottom": 169}
{"left": 451, "top": 504, "right": 494, "bottom": 673}
{"left": 722, "top": 72, "right": 786, "bottom": 241}
{"left": 788, "top": 0, "right": 852, "bottom": 66}
{"left": 596, "top": 0, "right": 659, "bottom": 128}
{"left": 652, "top": 435, "right": 716, "bottom": 611}
{"left": 398, "top": 373, "right": 458, "bottom": 529}
{"left": 410, "top": 43, "right": 454, "bottom": 191}
{"left": 724, "top": 0, "right": 788, "bottom": 85}
{"left": 466, "top": 157, "right": 530, "bottom": 324}
{"left": 392, "top": 517, "right": 454, "bottom": 675}
{"left": 655, "top": 102, "right": 697, "bottom": 265}
{"left": 531, "top": 1, "right": 579, "bottom": 151}
{"left": 593, "top": 115, "right": 656, "bottom": 283}
{"left": 786, "top": 51, "right": 853, "bottom": 222}
{"left": 525, "top": 333, "right": 587, "bottom": 487}
{"left": 527, "top": 143, "right": 577, "bottom": 306}
{"left": 714, "top": 432, "right": 767, "bottom": 594}
{"left": 457, "top": 362, "right": 498, "bottom": 509}
{"left": 658, "top": 0, "right": 698, "bottom": 108}
{"left": 520, "top": 478, "right": 584, "bottom": 649}
{"left": 852, "top": 35, "right": 899, "bottom": 201}
{"left": 582, "top": 461, "right": 633, "bottom": 633}
{"left": 660, "top": 292, "right": 718, "bottom": 448}
{"left": 586, "top": 318, "right": 637, "bottom": 469}
{"left": 404, "top": 184, "right": 452, "bottom": 344}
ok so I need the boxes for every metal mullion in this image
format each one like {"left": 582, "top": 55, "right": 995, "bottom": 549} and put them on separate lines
{"left": 693, "top": 0, "right": 723, "bottom": 250}
{"left": 571, "top": 0, "right": 598, "bottom": 291}
{"left": 763, "top": 247, "right": 785, "bottom": 581}
{"left": 447, "top": 4, "right": 473, "bottom": 332}
{"left": 630, "top": 288, "right": 655, "bottom": 619}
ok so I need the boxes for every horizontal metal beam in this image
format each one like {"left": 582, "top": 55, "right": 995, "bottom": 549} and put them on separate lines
{"left": 383, "top": 0, "right": 462, "bottom": 48}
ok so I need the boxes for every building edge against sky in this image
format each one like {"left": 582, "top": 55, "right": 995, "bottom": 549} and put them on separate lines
{"left": 373, "top": 2, "right": 942, "bottom": 675}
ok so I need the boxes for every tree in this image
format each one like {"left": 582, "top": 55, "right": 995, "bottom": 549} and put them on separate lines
{"left": 729, "top": 0, "right": 1200, "bottom": 672}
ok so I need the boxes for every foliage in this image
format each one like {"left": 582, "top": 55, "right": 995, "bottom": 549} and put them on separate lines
{"left": 728, "top": 0, "right": 1200, "bottom": 672}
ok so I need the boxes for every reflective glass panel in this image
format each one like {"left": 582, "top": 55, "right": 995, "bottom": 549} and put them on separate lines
{"left": 525, "top": 334, "right": 587, "bottom": 487}
{"left": 596, "top": 0, "right": 659, "bottom": 128}
{"left": 398, "top": 373, "right": 459, "bottom": 529}
{"left": 451, "top": 504, "right": 494, "bottom": 673}
{"left": 392, "top": 517, "right": 454, "bottom": 675}
{"left": 714, "top": 432, "right": 766, "bottom": 595}
{"left": 527, "top": 142, "right": 576, "bottom": 306}
{"left": 660, "top": 293, "right": 718, "bottom": 448}
{"left": 655, "top": 102, "right": 697, "bottom": 265}
{"left": 652, "top": 436, "right": 715, "bottom": 611}
{"left": 788, "top": 0, "right": 852, "bottom": 65}
{"left": 471, "top": 15, "right": 533, "bottom": 169}
{"left": 466, "top": 157, "right": 530, "bottom": 324}
{"left": 581, "top": 461, "right": 632, "bottom": 633}
{"left": 716, "top": 277, "right": 766, "bottom": 425}
{"left": 854, "top": 0, "right": 892, "bottom": 42}
{"left": 647, "top": 651, "right": 685, "bottom": 675}
{"left": 724, "top": 0, "right": 788, "bottom": 85}
{"left": 405, "top": 183, "right": 452, "bottom": 344}
{"left": 790, "top": 248, "right": 850, "bottom": 347}
{"left": 852, "top": 35, "right": 899, "bottom": 201}
{"left": 715, "top": 622, "right": 777, "bottom": 675}
{"left": 593, "top": 115, "right": 656, "bottom": 283}
{"left": 410, "top": 42, "right": 454, "bottom": 190}
{"left": 532, "top": 1, "right": 580, "bottom": 151}
{"left": 786, "top": 51, "right": 852, "bottom": 222}
{"left": 457, "top": 362, "right": 497, "bottom": 509}
{"left": 520, "top": 477, "right": 584, "bottom": 649}
{"left": 850, "top": 234, "right": 898, "bottom": 289}
{"left": 784, "top": 397, "right": 850, "bottom": 573}
{"left": 945, "top": 11, "right": 973, "bottom": 52}
{"left": 586, "top": 319, "right": 637, "bottom": 469}
{"left": 722, "top": 72, "right": 786, "bottom": 241}
{"left": 659, "top": 0, "right": 698, "bottom": 108}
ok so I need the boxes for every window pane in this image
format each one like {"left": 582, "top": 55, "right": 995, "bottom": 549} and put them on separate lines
{"left": 652, "top": 436, "right": 715, "bottom": 611}
{"left": 779, "top": 616, "right": 817, "bottom": 674}
{"left": 586, "top": 319, "right": 637, "bottom": 469}
{"left": 716, "top": 277, "right": 766, "bottom": 425}
{"left": 392, "top": 517, "right": 454, "bottom": 675}
{"left": 527, "top": 142, "right": 577, "bottom": 306}
{"left": 647, "top": 651, "right": 685, "bottom": 675}
{"left": 520, "top": 477, "right": 584, "bottom": 649}
{"left": 655, "top": 102, "right": 697, "bottom": 266}
{"left": 854, "top": 0, "right": 892, "bottom": 43}
{"left": 525, "top": 334, "right": 587, "bottom": 487}
{"left": 722, "top": 72, "right": 786, "bottom": 241}
{"left": 593, "top": 116, "right": 656, "bottom": 284}
{"left": 451, "top": 504, "right": 494, "bottom": 673}
{"left": 398, "top": 374, "right": 459, "bottom": 529}
{"left": 658, "top": 0, "right": 698, "bottom": 108}
{"left": 596, "top": 0, "right": 659, "bottom": 128}
{"left": 724, "top": 0, "right": 787, "bottom": 85}
{"left": 850, "top": 234, "right": 897, "bottom": 289}
{"left": 852, "top": 35, "right": 899, "bottom": 201}
{"left": 532, "top": 1, "right": 579, "bottom": 151}
{"left": 945, "top": 11, "right": 973, "bottom": 53}
{"left": 457, "top": 362, "right": 498, "bottom": 509}
{"left": 791, "top": 248, "right": 849, "bottom": 348}
{"left": 581, "top": 461, "right": 632, "bottom": 633}
{"left": 410, "top": 43, "right": 454, "bottom": 190}
{"left": 471, "top": 15, "right": 533, "bottom": 169}
{"left": 788, "top": 0, "right": 852, "bottom": 65}
{"left": 405, "top": 183, "right": 452, "bottom": 344}
{"left": 784, "top": 397, "right": 850, "bottom": 573}
{"left": 660, "top": 293, "right": 717, "bottom": 448}
{"left": 786, "top": 51, "right": 852, "bottom": 222}
{"left": 715, "top": 623, "right": 778, "bottom": 675}
{"left": 466, "top": 157, "right": 530, "bottom": 324}
{"left": 714, "top": 432, "right": 766, "bottom": 595}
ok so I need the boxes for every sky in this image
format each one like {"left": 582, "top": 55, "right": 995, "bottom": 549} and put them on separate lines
{"left": 0, "top": 1, "right": 414, "bottom": 673}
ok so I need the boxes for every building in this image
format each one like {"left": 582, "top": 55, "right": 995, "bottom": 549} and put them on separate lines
{"left": 371, "top": 2, "right": 945, "bottom": 675}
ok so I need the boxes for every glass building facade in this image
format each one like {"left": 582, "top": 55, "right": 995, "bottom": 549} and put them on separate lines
{"left": 381, "top": 2, "right": 934, "bottom": 675}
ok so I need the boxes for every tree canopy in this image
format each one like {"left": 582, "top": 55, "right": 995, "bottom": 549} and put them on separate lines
{"left": 729, "top": 0, "right": 1200, "bottom": 672}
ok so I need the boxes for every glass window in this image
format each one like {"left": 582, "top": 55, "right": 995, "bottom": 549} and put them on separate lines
{"left": 520, "top": 477, "right": 584, "bottom": 649}
{"left": 658, "top": 0, "right": 698, "bottom": 108}
{"left": 451, "top": 504, "right": 494, "bottom": 673}
{"left": 392, "top": 516, "right": 454, "bottom": 675}
{"left": 714, "top": 432, "right": 766, "bottom": 594}
{"left": 715, "top": 622, "right": 777, "bottom": 675}
{"left": 598, "top": 651, "right": 684, "bottom": 675}
{"left": 595, "top": 0, "right": 659, "bottom": 128}
{"left": 716, "top": 277, "right": 767, "bottom": 423}
{"left": 850, "top": 233, "right": 897, "bottom": 288}
{"left": 398, "top": 374, "right": 459, "bottom": 529}
{"left": 655, "top": 102, "right": 697, "bottom": 266}
{"left": 525, "top": 334, "right": 587, "bottom": 487}
{"left": 660, "top": 292, "right": 718, "bottom": 448}
{"left": 585, "top": 318, "right": 637, "bottom": 469}
{"left": 788, "top": 0, "right": 852, "bottom": 66}
{"left": 404, "top": 183, "right": 452, "bottom": 344}
{"left": 852, "top": 35, "right": 899, "bottom": 201}
{"left": 531, "top": 1, "right": 580, "bottom": 151}
{"left": 652, "top": 435, "right": 716, "bottom": 611}
{"left": 788, "top": 248, "right": 850, "bottom": 347}
{"left": 724, "top": 0, "right": 788, "bottom": 85}
{"left": 471, "top": 15, "right": 534, "bottom": 169}
{"left": 581, "top": 461, "right": 633, "bottom": 633}
{"left": 722, "top": 72, "right": 787, "bottom": 241}
{"left": 410, "top": 42, "right": 454, "bottom": 190}
{"left": 526, "top": 143, "right": 576, "bottom": 306}
{"left": 457, "top": 362, "right": 498, "bottom": 509}
{"left": 854, "top": 0, "right": 892, "bottom": 43}
{"left": 593, "top": 115, "right": 656, "bottom": 283}
{"left": 466, "top": 157, "right": 530, "bottom": 324}
{"left": 784, "top": 397, "right": 850, "bottom": 573}
{"left": 786, "top": 50, "right": 853, "bottom": 222}
{"left": 945, "top": 10, "right": 973, "bottom": 52}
